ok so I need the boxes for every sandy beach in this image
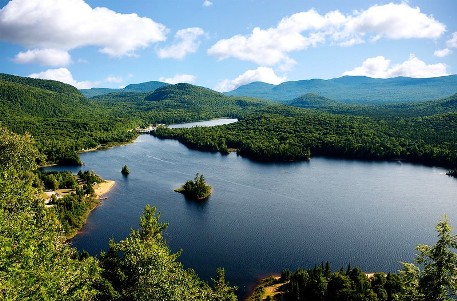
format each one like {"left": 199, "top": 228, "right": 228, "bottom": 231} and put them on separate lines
{"left": 93, "top": 180, "right": 116, "bottom": 198}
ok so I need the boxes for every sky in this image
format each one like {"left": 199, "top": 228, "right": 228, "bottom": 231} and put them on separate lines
{"left": 0, "top": 0, "right": 456, "bottom": 92}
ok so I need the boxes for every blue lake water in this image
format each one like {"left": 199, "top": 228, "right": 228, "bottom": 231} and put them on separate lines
{"left": 46, "top": 127, "right": 457, "bottom": 298}
{"left": 169, "top": 118, "right": 238, "bottom": 128}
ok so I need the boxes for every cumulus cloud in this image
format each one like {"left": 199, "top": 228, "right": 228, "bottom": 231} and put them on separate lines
{"left": 215, "top": 67, "right": 286, "bottom": 92}
{"left": 0, "top": 0, "right": 167, "bottom": 58}
{"left": 208, "top": 3, "right": 445, "bottom": 67}
{"left": 446, "top": 32, "right": 457, "bottom": 48}
{"left": 159, "top": 74, "right": 196, "bottom": 84}
{"left": 343, "top": 55, "right": 448, "bottom": 78}
{"left": 28, "top": 68, "right": 97, "bottom": 89}
{"left": 343, "top": 3, "right": 445, "bottom": 40}
{"left": 203, "top": 0, "right": 213, "bottom": 7}
{"left": 434, "top": 48, "right": 451, "bottom": 58}
{"left": 105, "top": 76, "right": 123, "bottom": 84}
{"left": 433, "top": 32, "right": 457, "bottom": 58}
{"left": 13, "top": 48, "right": 71, "bottom": 66}
{"left": 157, "top": 27, "right": 205, "bottom": 59}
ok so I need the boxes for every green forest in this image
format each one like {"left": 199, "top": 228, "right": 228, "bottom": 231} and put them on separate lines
{"left": 2, "top": 73, "right": 456, "bottom": 169}
{"left": 2, "top": 73, "right": 457, "bottom": 299}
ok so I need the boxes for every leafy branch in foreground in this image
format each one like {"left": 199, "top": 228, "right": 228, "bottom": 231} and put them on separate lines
{"left": 100, "top": 205, "right": 236, "bottom": 300}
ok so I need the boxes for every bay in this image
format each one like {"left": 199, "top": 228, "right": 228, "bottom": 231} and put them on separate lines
{"left": 46, "top": 131, "right": 457, "bottom": 298}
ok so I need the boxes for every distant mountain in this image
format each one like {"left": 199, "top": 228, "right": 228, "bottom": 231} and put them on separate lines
{"left": 124, "top": 81, "right": 168, "bottom": 92}
{"left": 226, "top": 75, "right": 457, "bottom": 104}
{"left": 80, "top": 81, "right": 168, "bottom": 98}
{"left": 79, "top": 88, "right": 121, "bottom": 98}
{"left": 287, "top": 93, "right": 337, "bottom": 108}
{"left": 145, "top": 83, "right": 225, "bottom": 102}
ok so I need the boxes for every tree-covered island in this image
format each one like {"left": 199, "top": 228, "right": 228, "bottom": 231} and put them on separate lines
{"left": 175, "top": 173, "right": 212, "bottom": 199}
{"left": 121, "top": 165, "right": 130, "bottom": 175}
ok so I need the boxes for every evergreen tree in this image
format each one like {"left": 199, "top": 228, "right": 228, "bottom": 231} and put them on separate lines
{"left": 121, "top": 165, "right": 130, "bottom": 175}
{"left": 416, "top": 217, "right": 457, "bottom": 301}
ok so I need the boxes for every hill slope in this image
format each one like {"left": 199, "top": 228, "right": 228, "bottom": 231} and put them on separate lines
{"left": 226, "top": 75, "right": 457, "bottom": 104}
{"left": 0, "top": 75, "right": 137, "bottom": 164}
{"left": 80, "top": 80, "right": 168, "bottom": 97}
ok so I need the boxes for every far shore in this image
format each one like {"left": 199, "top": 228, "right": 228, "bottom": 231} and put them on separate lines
{"left": 94, "top": 180, "right": 116, "bottom": 198}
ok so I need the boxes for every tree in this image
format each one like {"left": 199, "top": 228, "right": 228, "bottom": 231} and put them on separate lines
{"left": 416, "top": 217, "right": 457, "bottom": 301}
{"left": 100, "top": 205, "right": 237, "bottom": 300}
{"left": 212, "top": 268, "right": 238, "bottom": 301}
{"left": 121, "top": 165, "right": 130, "bottom": 175}
{"left": 397, "top": 217, "right": 457, "bottom": 301}
{"left": 0, "top": 126, "right": 102, "bottom": 299}
{"left": 175, "top": 173, "right": 212, "bottom": 199}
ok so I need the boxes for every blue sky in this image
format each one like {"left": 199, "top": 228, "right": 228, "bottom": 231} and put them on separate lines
{"left": 0, "top": 0, "right": 456, "bottom": 91}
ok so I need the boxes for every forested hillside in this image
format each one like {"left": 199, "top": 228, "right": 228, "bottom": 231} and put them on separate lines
{"left": 2, "top": 74, "right": 457, "bottom": 169}
{"left": 80, "top": 80, "right": 168, "bottom": 97}
{"left": 0, "top": 74, "right": 138, "bottom": 165}
{"left": 226, "top": 75, "right": 457, "bottom": 104}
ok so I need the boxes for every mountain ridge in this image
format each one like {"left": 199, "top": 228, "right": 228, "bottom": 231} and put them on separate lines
{"left": 225, "top": 74, "right": 457, "bottom": 104}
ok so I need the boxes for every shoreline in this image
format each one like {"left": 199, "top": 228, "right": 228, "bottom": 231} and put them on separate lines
{"left": 79, "top": 138, "right": 138, "bottom": 154}
{"left": 66, "top": 179, "right": 116, "bottom": 240}
{"left": 94, "top": 180, "right": 116, "bottom": 199}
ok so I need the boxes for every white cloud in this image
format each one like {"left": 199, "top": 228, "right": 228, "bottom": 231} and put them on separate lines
{"left": 13, "top": 48, "right": 71, "bottom": 66}
{"left": 208, "top": 3, "right": 445, "bottom": 67}
{"left": 28, "top": 68, "right": 97, "bottom": 89}
{"left": 157, "top": 27, "right": 204, "bottom": 59}
{"left": 159, "top": 74, "right": 196, "bottom": 84}
{"left": 434, "top": 48, "right": 451, "bottom": 58}
{"left": 214, "top": 67, "right": 286, "bottom": 92}
{"left": 0, "top": 0, "right": 167, "bottom": 58}
{"left": 343, "top": 3, "right": 445, "bottom": 40}
{"left": 446, "top": 32, "right": 457, "bottom": 48}
{"left": 433, "top": 32, "right": 457, "bottom": 58}
{"left": 105, "top": 76, "right": 123, "bottom": 84}
{"left": 343, "top": 54, "right": 448, "bottom": 78}
{"left": 203, "top": 0, "right": 213, "bottom": 7}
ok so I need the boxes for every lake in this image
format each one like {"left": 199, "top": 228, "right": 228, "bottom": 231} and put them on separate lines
{"left": 46, "top": 126, "right": 457, "bottom": 298}
{"left": 169, "top": 118, "right": 238, "bottom": 128}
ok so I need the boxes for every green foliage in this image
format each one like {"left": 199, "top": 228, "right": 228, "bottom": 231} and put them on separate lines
{"left": 78, "top": 170, "right": 103, "bottom": 184}
{"left": 123, "top": 80, "right": 168, "bottom": 92}
{"left": 0, "top": 75, "right": 138, "bottom": 166}
{"left": 415, "top": 217, "right": 457, "bottom": 301}
{"left": 0, "top": 126, "right": 102, "bottom": 299}
{"left": 53, "top": 194, "right": 100, "bottom": 237}
{"left": 447, "top": 169, "right": 457, "bottom": 178}
{"left": 263, "top": 218, "right": 457, "bottom": 301}
{"left": 37, "top": 171, "right": 78, "bottom": 190}
{"left": 176, "top": 173, "right": 212, "bottom": 199}
{"left": 121, "top": 165, "right": 130, "bottom": 175}
{"left": 100, "top": 205, "right": 237, "bottom": 300}
{"left": 154, "top": 110, "right": 457, "bottom": 167}
{"left": 212, "top": 268, "right": 238, "bottom": 301}
{"left": 269, "top": 265, "right": 401, "bottom": 301}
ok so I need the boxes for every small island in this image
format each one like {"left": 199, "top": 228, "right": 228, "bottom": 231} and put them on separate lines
{"left": 121, "top": 165, "right": 130, "bottom": 175}
{"left": 175, "top": 173, "right": 212, "bottom": 200}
